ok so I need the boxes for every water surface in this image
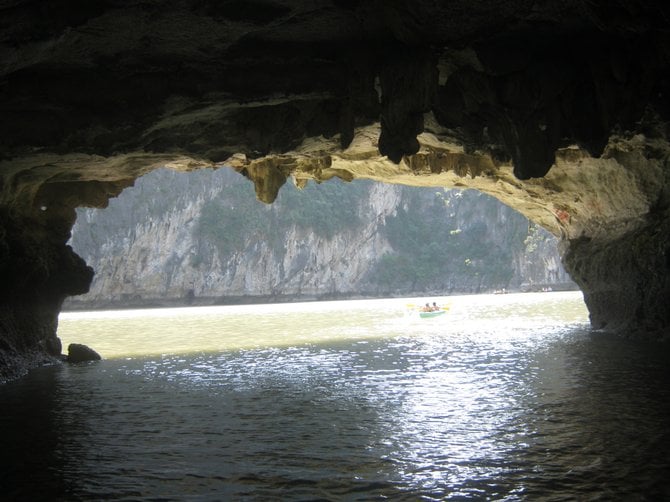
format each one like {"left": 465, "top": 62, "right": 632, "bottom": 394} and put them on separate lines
{"left": 2, "top": 292, "right": 670, "bottom": 500}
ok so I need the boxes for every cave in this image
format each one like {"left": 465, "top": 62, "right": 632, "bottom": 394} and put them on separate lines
{"left": 1, "top": 1, "right": 670, "bottom": 381}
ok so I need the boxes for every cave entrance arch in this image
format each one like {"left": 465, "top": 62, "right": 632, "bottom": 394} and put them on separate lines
{"left": 137, "top": 126, "right": 667, "bottom": 337}
{"left": 2, "top": 0, "right": 669, "bottom": 384}
{"left": 2, "top": 124, "right": 668, "bottom": 383}
{"left": 35, "top": 123, "right": 665, "bottom": 339}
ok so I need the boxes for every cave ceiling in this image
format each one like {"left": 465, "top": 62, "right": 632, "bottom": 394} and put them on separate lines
{"left": 0, "top": 0, "right": 669, "bottom": 242}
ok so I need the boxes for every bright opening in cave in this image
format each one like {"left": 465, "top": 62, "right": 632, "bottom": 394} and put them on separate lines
{"left": 64, "top": 167, "right": 575, "bottom": 312}
{"left": 56, "top": 166, "right": 585, "bottom": 358}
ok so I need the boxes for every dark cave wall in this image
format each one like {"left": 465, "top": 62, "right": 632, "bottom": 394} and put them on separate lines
{"left": 0, "top": 207, "right": 93, "bottom": 382}
{"left": 564, "top": 217, "right": 670, "bottom": 338}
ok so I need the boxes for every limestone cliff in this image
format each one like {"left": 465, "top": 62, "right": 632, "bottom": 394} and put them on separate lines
{"left": 66, "top": 168, "right": 571, "bottom": 308}
{"left": 68, "top": 168, "right": 398, "bottom": 303}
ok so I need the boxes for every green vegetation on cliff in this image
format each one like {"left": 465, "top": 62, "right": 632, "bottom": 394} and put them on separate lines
{"left": 372, "top": 189, "right": 527, "bottom": 293}
{"left": 198, "top": 177, "right": 366, "bottom": 258}
{"left": 69, "top": 168, "right": 571, "bottom": 304}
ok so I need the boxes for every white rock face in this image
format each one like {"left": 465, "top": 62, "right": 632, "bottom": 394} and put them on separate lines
{"left": 70, "top": 169, "right": 402, "bottom": 302}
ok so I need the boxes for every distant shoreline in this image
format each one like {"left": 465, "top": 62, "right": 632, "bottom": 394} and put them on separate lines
{"left": 61, "top": 283, "right": 579, "bottom": 312}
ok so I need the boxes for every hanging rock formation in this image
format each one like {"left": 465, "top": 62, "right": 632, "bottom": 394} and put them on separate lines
{"left": 1, "top": 1, "right": 669, "bottom": 379}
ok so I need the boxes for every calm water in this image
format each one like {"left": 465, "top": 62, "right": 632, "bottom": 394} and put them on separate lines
{"left": 2, "top": 292, "right": 670, "bottom": 500}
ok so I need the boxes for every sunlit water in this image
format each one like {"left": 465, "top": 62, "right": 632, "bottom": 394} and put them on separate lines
{"left": 2, "top": 291, "right": 670, "bottom": 500}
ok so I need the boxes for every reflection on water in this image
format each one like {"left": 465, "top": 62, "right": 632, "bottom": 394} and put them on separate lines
{"left": 55, "top": 292, "right": 589, "bottom": 359}
{"left": 2, "top": 292, "right": 670, "bottom": 500}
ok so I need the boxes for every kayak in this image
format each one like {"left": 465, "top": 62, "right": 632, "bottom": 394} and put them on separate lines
{"left": 405, "top": 303, "right": 450, "bottom": 319}
{"left": 418, "top": 309, "right": 447, "bottom": 318}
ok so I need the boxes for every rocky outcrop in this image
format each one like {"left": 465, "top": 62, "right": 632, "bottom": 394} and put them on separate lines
{"left": 67, "top": 343, "right": 101, "bottom": 363}
{"left": 1, "top": 1, "right": 669, "bottom": 379}
{"left": 0, "top": 207, "right": 93, "bottom": 382}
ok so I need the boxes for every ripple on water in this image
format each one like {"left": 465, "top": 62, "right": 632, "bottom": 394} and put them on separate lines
{"left": 3, "top": 294, "right": 670, "bottom": 499}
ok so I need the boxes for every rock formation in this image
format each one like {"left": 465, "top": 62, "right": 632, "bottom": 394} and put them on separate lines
{"left": 66, "top": 168, "right": 571, "bottom": 307}
{"left": 67, "top": 343, "right": 101, "bottom": 364}
{"left": 1, "top": 1, "right": 669, "bottom": 379}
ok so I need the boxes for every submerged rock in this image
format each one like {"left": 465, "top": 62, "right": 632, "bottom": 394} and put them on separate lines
{"left": 67, "top": 343, "right": 101, "bottom": 363}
